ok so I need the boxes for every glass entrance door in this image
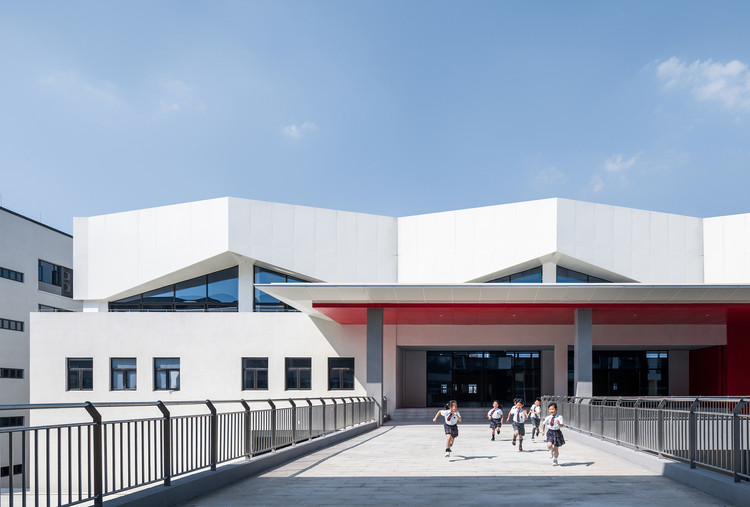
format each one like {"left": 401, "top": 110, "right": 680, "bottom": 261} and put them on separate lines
{"left": 426, "top": 351, "right": 540, "bottom": 407}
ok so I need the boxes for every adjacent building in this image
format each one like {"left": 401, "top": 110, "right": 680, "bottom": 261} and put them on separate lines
{"left": 0, "top": 206, "right": 79, "bottom": 485}
{"left": 27, "top": 198, "right": 750, "bottom": 427}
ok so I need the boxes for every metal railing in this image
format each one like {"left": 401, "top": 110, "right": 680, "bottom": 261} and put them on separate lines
{"left": 542, "top": 396, "right": 750, "bottom": 482}
{"left": 0, "top": 397, "right": 376, "bottom": 506}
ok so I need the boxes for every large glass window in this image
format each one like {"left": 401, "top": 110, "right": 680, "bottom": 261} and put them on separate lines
{"left": 254, "top": 266, "right": 309, "bottom": 312}
{"left": 486, "top": 267, "right": 542, "bottom": 284}
{"left": 328, "top": 358, "right": 355, "bottom": 390}
{"left": 38, "top": 260, "right": 61, "bottom": 286}
{"left": 67, "top": 358, "right": 93, "bottom": 391}
{"left": 569, "top": 350, "right": 668, "bottom": 396}
{"left": 285, "top": 357, "right": 311, "bottom": 390}
{"left": 242, "top": 357, "right": 268, "bottom": 390}
{"left": 154, "top": 358, "right": 180, "bottom": 390}
{"left": 426, "top": 351, "right": 540, "bottom": 407}
{"left": 109, "top": 267, "right": 238, "bottom": 312}
{"left": 111, "top": 358, "right": 137, "bottom": 390}
{"left": 557, "top": 266, "right": 611, "bottom": 283}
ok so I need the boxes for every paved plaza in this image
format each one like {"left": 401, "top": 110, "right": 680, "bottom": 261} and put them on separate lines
{"left": 182, "top": 423, "right": 732, "bottom": 506}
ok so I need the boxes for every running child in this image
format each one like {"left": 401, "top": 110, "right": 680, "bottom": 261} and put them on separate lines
{"left": 487, "top": 400, "right": 503, "bottom": 441}
{"left": 433, "top": 400, "right": 462, "bottom": 457}
{"left": 542, "top": 402, "right": 565, "bottom": 466}
{"left": 505, "top": 399, "right": 528, "bottom": 451}
{"left": 529, "top": 398, "right": 542, "bottom": 441}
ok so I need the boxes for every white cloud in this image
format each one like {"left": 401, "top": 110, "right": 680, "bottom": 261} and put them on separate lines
{"left": 535, "top": 166, "right": 567, "bottom": 185}
{"left": 281, "top": 122, "right": 319, "bottom": 139}
{"left": 39, "top": 70, "right": 119, "bottom": 104}
{"left": 603, "top": 152, "right": 642, "bottom": 172}
{"left": 590, "top": 174, "right": 605, "bottom": 193}
{"left": 656, "top": 56, "right": 750, "bottom": 111}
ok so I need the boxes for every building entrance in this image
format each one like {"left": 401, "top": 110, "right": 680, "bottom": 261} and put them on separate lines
{"left": 426, "top": 351, "right": 541, "bottom": 407}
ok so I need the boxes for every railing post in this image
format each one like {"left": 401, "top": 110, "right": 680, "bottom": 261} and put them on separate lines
{"left": 349, "top": 397, "right": 356, "bottom": 427}
{"left": 320, "top": 398, "right": 326, "bottom": 435}
{"left": 332, "top": 399, "right": 338, "bottom": 431}
{"left": 156, "top": 402, "right": 171, "bottom": 486}
{"left": 267, "top": 399, "right": 277, "bottom": 451}
{"left": 600, "top": 398, "right": 605, "bottom": 439}
{"left": 84, "top": 402, "right": 104, "bottom": 506}
{"left": 657, "top": 398, "right": 666, "bottom": 458}
{"left": 290, "top": 399, "right": 297, "bottom": 444}
{"left": 615, "top": 398, "right": 622, "bottom": 445}
{"left": 306, "top": 399, "right": 313, "bottom": 440}
{"left": 206, "top": 401, "right": 218, "bottom": 470}
{"left": 689, "top": 397, "right": 699, "bottom": 469}
{"left": 732, "top": 399, "right": 746, "bottom": 482}
{"left": 633, "top": 399, "right": 641, "bottom": 451}
{"left": 240, "top": 400, "right": 252, "bottom": 458}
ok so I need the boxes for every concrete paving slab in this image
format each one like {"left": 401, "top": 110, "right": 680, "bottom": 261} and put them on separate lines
{"left": 181, "top": 423, "right": 734, "bottom": 506}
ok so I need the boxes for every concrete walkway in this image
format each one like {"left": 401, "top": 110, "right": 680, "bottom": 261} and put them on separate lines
{"left": 182, "top": 423, "right": 732, "bottom": 506}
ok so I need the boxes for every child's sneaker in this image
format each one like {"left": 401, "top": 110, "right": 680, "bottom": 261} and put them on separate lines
{"left": 553, "top": 457, "right": 558, "bottom": 466}
{"left": 491, "top": 435, "right": 495, "bottom": 441}
{"left": 549, "top": 449, "right": 554, "bottom": 459}
{"left": 512, "top": 438, "right": 516, "bottom": 446}
{"left": 445, "top": 448, "right": 451, "bottom": 457}
{"left": 518, "top": 444, "right": 523, "bottom": 451}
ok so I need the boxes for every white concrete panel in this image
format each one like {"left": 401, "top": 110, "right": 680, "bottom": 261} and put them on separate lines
{"left": 377, "top": 216, "right": 397, "bottom": 256}
{"left": 632, "top": 209, "right": 651, "bottom": 253}
{"left": 272, "top": 203, "right": 295, "bottom": 250}
{"left": 336, "top": 253, "right": 358, "bottom": 281}
{"left": 685, "top": 217, "right": 703, "bottom": 255}
{"left": 293, "top": 205, "right": 316, "bottom": 252}
{"left": 612, "top": 206, "right": 633, "bottom": 252}
{"left": 314, "top": 208, "right": 337, "bottom": 252}
{"left": 668, "top": 214, "right": 686, "bottom": 254}
{"left": 650, "top": 212, "right": 669, "bottom": 254}
{"left": 356, "top": 214, "right": 379, "bottom": 255}
{"left": 556, "top": 198, "right": 576, "bottom": 254}
{"left": 356, "top": 253, "right": 378, "bottom": 282}
{"left": 336, "top": 212, "right": 358, "bottom": 254}
{"left": 595, "top": 204, "right": 615, "bottom": 251}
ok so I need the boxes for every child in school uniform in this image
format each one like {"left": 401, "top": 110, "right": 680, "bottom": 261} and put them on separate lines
{"left": 505, "top": 399, "right": 528, "bottom": 451}
{"left": 487, "top": 400, "right": 503, "bottom": 441}
{"left": 529, "top": 398, "right": 542, "bottom": 441}
{"left": 542, "top": 402, "right": 565, "bottom": 466}
{"left": 433, "top": 400, "right": 462, "bottom": 457}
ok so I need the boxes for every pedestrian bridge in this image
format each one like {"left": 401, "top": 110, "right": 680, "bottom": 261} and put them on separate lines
{"left": 179, "top": 423, "right": 736, "bottom": 506}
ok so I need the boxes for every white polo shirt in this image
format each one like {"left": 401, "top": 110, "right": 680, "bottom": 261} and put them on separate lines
{"left": 441, "top": 410, "right": 461, "bottom": 426}
{"left": 487, "top": 408, "right": 503, "bottom": 419}
{"left": 509, "top": 407, "right": 528, "bottom": 423}
{"left": 530, "top": 405, "right": 541, "bottom": 419}
{"left": 544, "top": 414, "right": 564, "bottom": 430}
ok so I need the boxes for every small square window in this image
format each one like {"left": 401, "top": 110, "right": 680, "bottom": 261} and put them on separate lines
{"left": 328, "top": 357, "right": 355, "bottom": 390}
{"left": 67, "top": 358, "right": 93, "bottom": 391}
{"left": 111, "top": 358, "right": 137, "bottom": 390}
{"left": 154, "top": 358, "right": 180, "bottom": 390}
{"left": 285, "top": 357, "right": 311, "bottom": 390}
{"left": 242, "top": 357, "right": 268, "bottom": 390}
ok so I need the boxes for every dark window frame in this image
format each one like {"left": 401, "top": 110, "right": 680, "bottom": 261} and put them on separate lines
{"left": 0, "top": 464, "right": 24, "bottom": 477}
{"left": 242, "top": 357, "right": 269, "bottom": 390}
{"left": 486, "top": 266, "right": 543, "bottom": 284}
{"left": 556, "top": 266, "right": 611, "bottom": 284}
{"left": 0, "top": 266, "right": 24, "bottom": 283}
{"left": 154, "top": 358, "right": 180, "bottom": 391}
{"left": 67, "top": 358, "right": 93, "bottom": 391}
{"left": 0, "top": 318, "right": 24, "bottom": 332}
{"left": 0, "top": 368, "right": 24, "bottom": 379}
{"left": 254, "top": 266, "right": 310, "bottom": 312}
{"left": 111, "top": 358, "right": 137, "bottom": 391}
{"left": 328, "top": 357, "right": 355, "bottom": 391}
{"left": 285, "top": 357, "right": 312, "bottom": 390}
{"left": 0, "top": 416, "right": 24, "bottom": 428}
{"left": 38, "top": 259, "right": 62, "bottom": 286}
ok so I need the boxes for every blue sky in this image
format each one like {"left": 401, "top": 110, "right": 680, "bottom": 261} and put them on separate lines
{"left": 1, "top": 2, "right": 750, "bottom": 233}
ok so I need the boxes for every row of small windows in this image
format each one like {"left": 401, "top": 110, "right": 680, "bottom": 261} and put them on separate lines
{"left": 0, "top": 416, "right": 24, "bottom": 428}
{"left": 39, "top": 304, "right": 72, "bottom": 312}
{"left": 486, "top": 266, "right": 611, "bottom": 284}
{"left": 109, "top": 267, "right": 239, "bottom": 312}
{"left": 1, "top": 464, "right": 23, "bottom": 477}
{"left": 0, "top": 368, "right": 24, "bottom": 379}
{"left": 0, "top": 318, "right": 24, "bottom": 332}
{"left": 67, "top": 357, "right": 355, "bottom": 391}
{"left": 0, "top": 266, "right": 23, "bottom": 283}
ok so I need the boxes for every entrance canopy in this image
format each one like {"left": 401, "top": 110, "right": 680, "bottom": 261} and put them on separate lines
{"left": 255, "top": 283, "right": 750, "bottom": 325}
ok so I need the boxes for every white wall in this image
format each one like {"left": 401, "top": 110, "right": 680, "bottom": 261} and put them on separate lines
{"left": 703, "top": 212, "right": 750, "bottom": 283}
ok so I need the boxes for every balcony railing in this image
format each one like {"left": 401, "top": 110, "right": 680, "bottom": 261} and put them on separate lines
{"left": 0, "top": 397, "right": 376, "bottom": 506}
{"left": 542, "top": 396, "right": 750, "bottom": 482}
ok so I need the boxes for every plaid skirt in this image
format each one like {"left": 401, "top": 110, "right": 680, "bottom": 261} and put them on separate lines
{"left": 489, "top": 419, "right": 502, "bottom": 429}
{"left": 546, "top": 429, "right": 565, "bottom": 447}
{"left": 444, "top": 423, "right": 459, "bottom": 438}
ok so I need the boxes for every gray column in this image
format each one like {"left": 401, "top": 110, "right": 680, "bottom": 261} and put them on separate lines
{"left": 554, "top": 344, "right": 568, "bottom": 396}
{"left": 366, "top": 308, "right": 384, "bottom": 425}
{"left": 574, "top": 308, "right": 593, "bottom": 397}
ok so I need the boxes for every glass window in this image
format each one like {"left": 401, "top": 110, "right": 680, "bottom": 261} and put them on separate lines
{"left": 0, "top": 417, "right": 24, "bottom": 428}
{"left": 0, "top": 368, "right": 24, "bottom": 379}
{"left": 486, "top": 267, "right": 542, "bottom": 284}
{"left": 67, "top": 358, "right": 93, "bottom": 391}
{"left": 328, "top": 358, "right": 354, "bottom": 390}
{"left": 111, "top": 358, "right": 137, "bottom": 390}
{"left": 175, "top": 277, "right": 206, "bottom": 303}
{"left": 208, "top": 268, "right": 239, "bottom": 304}
{"left": 0, "top": 266, "right": 23, "bottom": 283}
{"left": 38, "top": 260, "right": 61, "bottom": 286}
{"left": 285, "top": 357, "right": 311, "bottom": 390}
{"left": 254, "top": 266, "right": 309, "bottom": 312}
{"left": 242, "top": 357, "right": 268, "bottom": 390}
{"left": 557, "top": 266, "right": 611, "bottom": 283}
{"left": 154, "top": 358, "right": 180, "bottom": 390}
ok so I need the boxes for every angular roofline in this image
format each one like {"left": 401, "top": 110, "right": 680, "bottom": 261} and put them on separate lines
{"left": 0, "top": 206, "right": 72, "bottom": 238}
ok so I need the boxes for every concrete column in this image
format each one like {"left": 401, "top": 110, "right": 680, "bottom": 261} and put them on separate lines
{"left": 366, "top": 308, "right": 384, "bottom": 425}
{"left": 574, "top": 308, "right": 593, "bottom": 397}
{"left": 542, "top": 261, "right": 557, "bottom": 284}
{"left": 237, "top": 259, "right": 254, "bottom": 312}
{"left": 554, "top": 344, "right": 568, "bottom": 396}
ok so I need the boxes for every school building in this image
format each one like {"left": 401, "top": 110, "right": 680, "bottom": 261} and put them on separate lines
{"left": 27, "top": 197, "right": 750, "bottom": 420}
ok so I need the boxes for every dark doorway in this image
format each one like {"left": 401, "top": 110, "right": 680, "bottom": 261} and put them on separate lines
{"left": 427, "top": 351, "right": 540, "bottom": 407}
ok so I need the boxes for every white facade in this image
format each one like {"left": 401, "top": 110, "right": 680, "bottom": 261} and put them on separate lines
{"left": 26, "top": 197, "right": 750, "bottom": 421}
